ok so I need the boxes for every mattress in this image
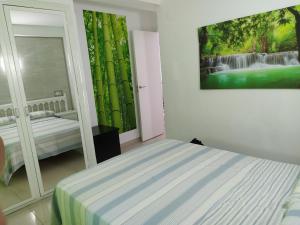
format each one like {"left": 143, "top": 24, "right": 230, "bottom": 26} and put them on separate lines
{"left": 51, "top": 139, "right": 300, "bottom": 225}
{"left": 0, "top": 116, "right": 82, "bottom": 185}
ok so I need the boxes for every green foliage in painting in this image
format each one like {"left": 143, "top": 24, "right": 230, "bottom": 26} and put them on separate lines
{"left": 83, "top": 10, "right": 136, "bottom": 133}
{"left": 199, "top": 5, "right": 300, "bottom": 89}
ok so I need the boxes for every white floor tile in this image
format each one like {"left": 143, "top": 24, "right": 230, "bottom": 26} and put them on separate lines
{"left": 6, "top": 207, "right": 44, "bottom": 225}
{"left": 27, "top": 197, "right": 52, "bottom": 225}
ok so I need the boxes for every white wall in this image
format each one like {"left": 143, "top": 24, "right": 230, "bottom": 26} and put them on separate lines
{"left": 74, "top": 1, "right": 158, "bottom": 143}
{"left": 158, "top": 0, "right": 300, "bottom": 164}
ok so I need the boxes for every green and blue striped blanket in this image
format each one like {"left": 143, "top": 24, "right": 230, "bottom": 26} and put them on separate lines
{"left": 0, "top": 117, "right": 82, "bottom": 185}
{"left": 52, "top": 139, "right": 300, "bottom": 225}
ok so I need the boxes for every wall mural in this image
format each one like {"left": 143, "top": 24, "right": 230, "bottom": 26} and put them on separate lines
{"left": 83, "top": 10, "right": 136, "bottom": 133}
{"left": 199, "top": 5, "right": 300, "bottom": 89}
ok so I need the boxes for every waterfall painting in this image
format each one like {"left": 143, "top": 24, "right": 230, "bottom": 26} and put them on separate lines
{"left": 199, "top": 5, "right": 300, "bottom": 89}
{"left": 83, "top": 10, "right": 136, "bottom": 133}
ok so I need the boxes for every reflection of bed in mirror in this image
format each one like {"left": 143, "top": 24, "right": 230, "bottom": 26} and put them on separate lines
{"left": 0, "top": 94, "right": 82, "bottom": 185}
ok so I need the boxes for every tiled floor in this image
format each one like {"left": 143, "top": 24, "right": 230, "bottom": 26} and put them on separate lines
{"left": 0, "top": 168, "right": 31, "bottom": 210}
{"left": 4, "top": 135, "right": 165, "bottom": 225}
{"left": 0, "top": 150, "right": 85, "bottom": 210}
{"left": 40, "top": 150, "right": 85, "bottom": 191}
{"left": 6, "top": 197, "right": 51, "bottom": 225}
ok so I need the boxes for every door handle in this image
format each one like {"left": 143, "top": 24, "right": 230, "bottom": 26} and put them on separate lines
{"left": 138, "top": 85, "right": 147, "bottom": 89}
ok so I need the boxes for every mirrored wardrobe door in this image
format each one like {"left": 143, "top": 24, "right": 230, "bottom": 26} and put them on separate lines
{"left": 0, "top": 36, "right": 34, "bottom": 211}
{"left": 4, "top": 6, "right": 87, "bottom": 193}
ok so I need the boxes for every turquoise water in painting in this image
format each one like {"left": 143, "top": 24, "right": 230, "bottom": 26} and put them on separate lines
{"left": 201, "top": 65, "right": 300, "bottom": 89}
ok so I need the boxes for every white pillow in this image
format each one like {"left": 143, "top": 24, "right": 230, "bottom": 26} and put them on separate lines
{"left": 0, "top": 116, "right": 16, "bottom": 126}
{"left": 29, "top": 111, "right": 55, "bottom": 120}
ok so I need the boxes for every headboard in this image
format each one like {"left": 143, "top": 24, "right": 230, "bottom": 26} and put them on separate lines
{"left": 0, "top": 94, "right": 69, "bottom": 117}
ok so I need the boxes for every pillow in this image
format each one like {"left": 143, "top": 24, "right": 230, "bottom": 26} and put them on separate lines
{"left": 29, "top": 111, "right": 55, "bottom": 120}
{"left": 0, "top": 116, "right": 16, "bottom": 126}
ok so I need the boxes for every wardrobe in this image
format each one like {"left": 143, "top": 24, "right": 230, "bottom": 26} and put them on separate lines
{"left": 0, "top": 0, "right": 96, "bottom": 214}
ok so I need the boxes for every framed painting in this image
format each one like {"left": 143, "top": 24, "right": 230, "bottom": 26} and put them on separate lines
{"left": 199, "top": 5, "right": 300, "bottom": 89}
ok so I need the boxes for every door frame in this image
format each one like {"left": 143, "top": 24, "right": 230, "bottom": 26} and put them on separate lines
{"left": 0, "top": 0, "right": 96, "bottom": 214}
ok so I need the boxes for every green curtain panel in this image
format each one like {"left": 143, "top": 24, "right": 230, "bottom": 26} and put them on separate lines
{"left": 199, "top": 5, "right": 300, "bottom": 89}
{"left": 83, "top": 10, "right": 136, "bottom": 133}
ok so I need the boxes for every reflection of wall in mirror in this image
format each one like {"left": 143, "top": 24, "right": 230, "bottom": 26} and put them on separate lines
{"left": 0, "top": 25, "right": 74, "bottom": 110}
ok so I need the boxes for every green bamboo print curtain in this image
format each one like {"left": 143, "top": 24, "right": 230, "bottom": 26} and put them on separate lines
{"left": 83, "top": 10, "right": 136, "bottom": 133}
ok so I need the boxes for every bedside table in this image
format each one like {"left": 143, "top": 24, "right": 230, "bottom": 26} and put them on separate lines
{"left": 92, "top": 125, "right": 121, "bottom": 163}
{"left": 56, "top": 110, "right": 78, "bottom": 120}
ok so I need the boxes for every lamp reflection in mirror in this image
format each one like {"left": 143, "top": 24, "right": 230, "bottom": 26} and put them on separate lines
{"left": 0, "top": 56, "right": 5, "bottom": 72}
{"left": 54, "top": 90, "right": 64, "bottom": 97}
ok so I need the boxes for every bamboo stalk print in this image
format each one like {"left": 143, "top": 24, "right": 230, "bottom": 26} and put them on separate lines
{"left": 92, "top": 12, "right": 108, "bottom": 125}
{"left": 101, "top": 13, "right": 123, "bottom": 132}
{"left": 110, "top": 15, "right": 136, "bottom": 129}
{"left": 84, "top": 10, "right": 136, "bottom": 133}
{"left": 84, "top": 11, "right": 99, "bottom": 116}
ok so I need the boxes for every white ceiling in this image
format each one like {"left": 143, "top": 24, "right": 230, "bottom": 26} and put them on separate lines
{"left": 10, "top": 10, "right": 64, "bottom": 27}
{"left": 138, "top": 0, "right": 160, "bottom": 4}
{"left": 76, "top": 0, "right": 160, "bottom": 11}
{"left": 9, "top": 0, "right": 160, "bottom": 26}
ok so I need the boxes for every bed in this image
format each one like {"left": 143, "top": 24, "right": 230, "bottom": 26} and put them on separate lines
{"left": 51, "top": 139, "right": 300, "bottom": 225}
{"left": 0, "top": 95, "right": 82, "bottom": 185}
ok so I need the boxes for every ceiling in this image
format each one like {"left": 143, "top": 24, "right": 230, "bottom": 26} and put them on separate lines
{"left": 138, "top": 0, "right": 160, "bottom": 4}
{"left": 75, "top": 0, "right": 160, "bottom": 11}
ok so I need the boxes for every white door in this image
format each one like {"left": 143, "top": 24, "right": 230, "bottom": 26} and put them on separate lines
{"left": 3, "top": 6, "right": 89, "bottom": 195}
{"left": 132, "top": 31, "right": 165, "bottom": 141}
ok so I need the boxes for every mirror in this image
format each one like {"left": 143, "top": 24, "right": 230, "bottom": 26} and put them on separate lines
{"left": 7, "top": 8, "right": 86, "bottom": 192}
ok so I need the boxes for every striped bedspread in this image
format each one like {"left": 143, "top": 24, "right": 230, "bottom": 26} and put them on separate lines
{"left": 281, "top": 178, "right": 300, "bottom": 225}
{"left": 0, "top": 117, "right": 82, "bottom": 185}
{"left": 51, "top": 139, "right": 300, "bottom": 225}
